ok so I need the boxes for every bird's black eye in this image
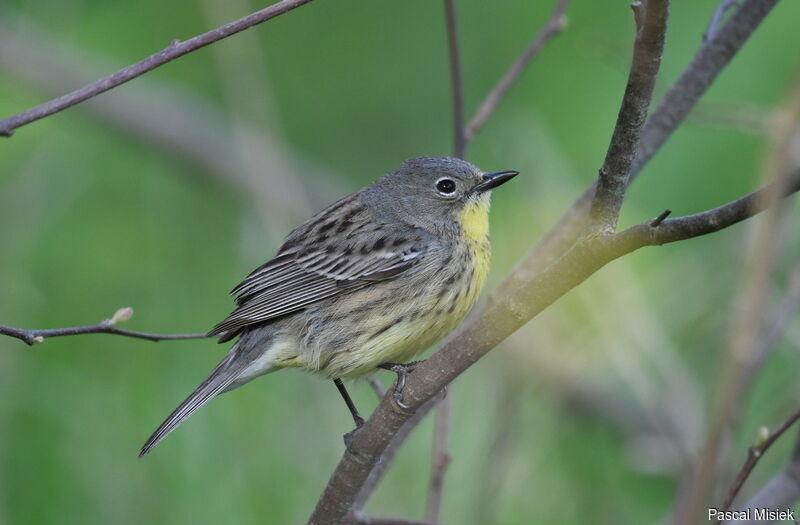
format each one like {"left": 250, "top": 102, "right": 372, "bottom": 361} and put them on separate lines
{"left": 435, "top": 178, "right": 457, "bottom": 195}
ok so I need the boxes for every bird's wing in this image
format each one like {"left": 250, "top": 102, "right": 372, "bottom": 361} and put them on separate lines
{"left": 208, "top": 198, "right": 430, "bottom": 340}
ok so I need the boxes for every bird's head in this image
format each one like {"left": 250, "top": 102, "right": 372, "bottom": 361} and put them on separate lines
{"left": 363, "top": 156, "right": 518, "bottom": 237}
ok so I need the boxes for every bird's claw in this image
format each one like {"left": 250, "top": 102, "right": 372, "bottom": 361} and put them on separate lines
{"left": 377, "top": 361, "right": 422, "bottom": 410}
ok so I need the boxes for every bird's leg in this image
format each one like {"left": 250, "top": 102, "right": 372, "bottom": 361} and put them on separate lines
{"left": 334, "top": 378, "right": 366, "bottom": 449}
{"left": 334, "top": 378, "right": 365, "bottom": 427}
{"left": 377, "top": 361, "right": 424, "bottom": 410}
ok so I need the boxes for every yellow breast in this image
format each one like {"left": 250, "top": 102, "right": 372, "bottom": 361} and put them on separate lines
{"left": 459, "top": 194, "right": 491, "bottom": 245}
{"left": 458, "top": 194, "right": 491, "bottom": 290}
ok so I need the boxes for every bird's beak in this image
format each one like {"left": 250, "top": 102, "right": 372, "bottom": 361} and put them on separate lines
{"left": 471, "top": 170, "right": 519, "bottom": 193}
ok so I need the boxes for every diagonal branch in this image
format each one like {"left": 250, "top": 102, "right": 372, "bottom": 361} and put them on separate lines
{"left": 307, "top": 159, "right": 800, "bottom": 524}
{"left": 307, "top": 2, "right": 788, "bottom": 522}
{"left": 589, "top": 0, "right": 669, "bottom": 231}
{"left": 0, "top": 0, "right": 316, "bottom": 137}
{"left": 348, "top": 392, "right": 444, "bottom": 516}
{"left": 725, "top": 429, "right": 800, "bottom": 524}
{"left": 523, "top": 0, "right": 781, "bottom": 277}
{"left": 718, "top": 409, "right": 800, "bottom": 520}
{"left": 463, "top": 0, "right": 570, "bottom": 145}
{"left": 0, "top": 308, "right": 208, "bottom": 346}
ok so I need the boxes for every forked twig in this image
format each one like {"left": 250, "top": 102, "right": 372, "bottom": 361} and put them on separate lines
{"left": 0, "top": 308, "right": 208, "bottom": 346}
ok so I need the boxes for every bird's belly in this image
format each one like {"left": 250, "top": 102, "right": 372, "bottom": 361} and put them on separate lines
{"left": 314, "top": 242, "right": 490, "bottom": 379}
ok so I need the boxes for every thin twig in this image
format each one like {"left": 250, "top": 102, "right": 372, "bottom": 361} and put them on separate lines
{"left": 443, "top": 0, "right": 465, "bottom": 158}
{"left": 725, "top": 429, "right": 800, "bottom": 524}
{"left": 672, "top": 67, "right": 800, "bottom": 524}
{"left": 425, "top": 396, "right": 451, "bottom": 522}
{"left": 649, "top": 209, "right": 672, "bottom": 227}
{"left": 704, "top": 0, "right": 740, "bottom": 42}
{"left": 0, "top": 0, "right": 315, "bottom": 137}
{"left": 463, "top": 0, "right": 570, "bottom": 145}
{"left": 520, "top": 0, "right": 780, "bottom": 281}
{"left": 589, "top": 0, "right": 670, "bottom": 231}
{"left": 718, "top": 409, "right": 800, "bottom": 518}
{"left": 0, "top": 12, "right": 345, "bottom": 219}
{"left": 0, "top": 308, "right": 208, "bottom": 346}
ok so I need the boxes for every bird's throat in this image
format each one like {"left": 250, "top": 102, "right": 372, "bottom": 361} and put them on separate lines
{"left": 459, "top": 194, "right": 491, "bottom": 245}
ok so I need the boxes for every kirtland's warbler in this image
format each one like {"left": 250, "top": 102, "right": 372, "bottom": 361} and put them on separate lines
{"left": 140, "top": 156, "right": 517, "bottom": 456}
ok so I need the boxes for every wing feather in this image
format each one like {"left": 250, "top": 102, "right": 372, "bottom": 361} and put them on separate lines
{"left": 208, "top": 196, "right": 430, "bottom": 340}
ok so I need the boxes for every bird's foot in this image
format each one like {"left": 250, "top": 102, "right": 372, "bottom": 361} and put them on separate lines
{"left": 377, "top": 361, "right": 423, "bottom": 410}
{"left": 342, "top": 414, "right": 364, "bottom": 450}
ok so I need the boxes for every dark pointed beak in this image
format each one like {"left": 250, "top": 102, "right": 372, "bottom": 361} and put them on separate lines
{"left": 472, "top": 170, "right": 519, "bottom": 193}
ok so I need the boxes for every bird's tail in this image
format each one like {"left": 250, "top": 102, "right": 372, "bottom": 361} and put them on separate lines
{"left": 139, "top": 345, "right": 248, "bottom": 457}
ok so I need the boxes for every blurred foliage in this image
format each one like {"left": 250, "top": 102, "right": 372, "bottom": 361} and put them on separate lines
{"left": 1, "top": 0, "right": 800, "bottom": 523}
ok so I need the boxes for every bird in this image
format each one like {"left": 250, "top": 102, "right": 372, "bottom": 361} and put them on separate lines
{"left": 139, "top": 156, "right": 517, "bottom": 456}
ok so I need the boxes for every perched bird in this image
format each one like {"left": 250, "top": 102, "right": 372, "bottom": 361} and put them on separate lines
{"left": 139, "top": 156, "right": 517, "bottom": 456}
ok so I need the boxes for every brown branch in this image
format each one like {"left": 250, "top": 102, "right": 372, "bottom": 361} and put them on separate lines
{"left": 306, "top": 2, "right": 788, "bottom": 521}
{"left": 724, "top": 429, "right": 800, "bottom": 524}
{"left": 307, "top": 160, "right": 800, "bottom": 525}
{"left": 0, "top": 13, "right": 345, "bottom": 221}
{"left": 463, "top": 0, "right": 570, "bottom": 145}
{"left": 443, "top": 0, "right": 465, "bottom": 159}
{"left": 716, "top": 409, "right": 800, "bottom": 520}
{"left": 348, "top": 392, "right": 444, "bottom": 516}
{"left": 632, "top": 0, "right": 779, "bottom": 174}
{"left": 0, "top": 0, "right": 315, "bottom": 137}
{"left": 589, "top": 0, "right": 669, "bottom": 231}
{"left": 522, "top": 0, "right": 780, "bottom": 278}
{"left": 0, "top": 308, "right": 208, "bottom": 346}
{"left": 672, "top": 66, "right": 800, "bottom": 524}
{"left": 425, "top": 396, "right": 451, "bottom": 522}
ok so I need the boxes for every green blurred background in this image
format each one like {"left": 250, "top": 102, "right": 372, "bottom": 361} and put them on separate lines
{"left": 1, "top": 0, "right": 799, "bottom": 523}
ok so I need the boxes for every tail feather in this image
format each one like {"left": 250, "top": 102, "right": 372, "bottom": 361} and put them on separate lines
{"left": 139, "top": 351, "right": 244, "bottom": 457}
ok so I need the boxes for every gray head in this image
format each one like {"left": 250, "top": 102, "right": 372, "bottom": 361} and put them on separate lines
{"left": 361, "top": 156, "right": 518, "bottom": 233}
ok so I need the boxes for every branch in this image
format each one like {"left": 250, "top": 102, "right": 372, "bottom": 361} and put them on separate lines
{"left": 463, "top": 0, "right": 570, "bottom": 145}
{"left": 613, "top": 170, "right": 800, "bottom": 248}
{"left": 672, "top": 64, "right": 800, "bottom": 523}
{"left": 0, "top": 308, "right": 208, "bottom": 346}
{"left": 0, "top": 12, "right": 345, "bottom": 216}
{"left": 443, "top": 0, "right": 465, "bottom": 158}
{"left": 589, "top": 0, "right": 669, "bottom": 231}
{"left": 0, "top": 0, "right": 316, "bottom": 137}
{"left": 306, "top": 2, "right": 789, "bottom": 521}
{"left": 307, "top": 160, "right": 800, "bottom": 525}
{"left": 349, "top": 392, "right": 444, "bottom": 515}
{"left": 725, "top": 430, "right": 800, "bottom": 524}
{"left": 717, "top": 410, "right": 800, "bottom": 520}
{"left": 522, "top": 0, "right": 780, "bottom": 277}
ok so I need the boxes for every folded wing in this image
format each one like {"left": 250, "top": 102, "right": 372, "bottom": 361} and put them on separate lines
{"left": 208, "top": 206, "right": 429, "bottom": 341}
